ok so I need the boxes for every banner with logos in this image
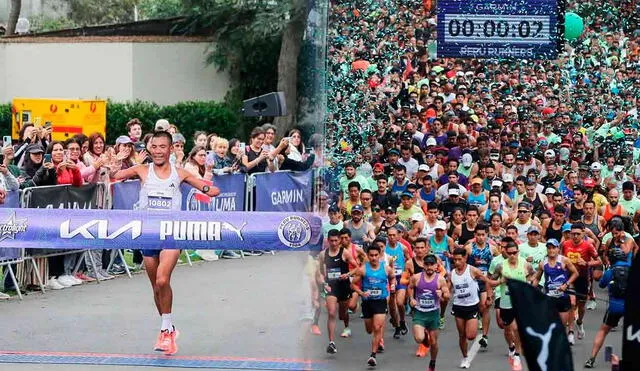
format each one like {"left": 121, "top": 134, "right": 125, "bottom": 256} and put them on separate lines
{"left": 181, "top": 173, "right": 246, "bottom": 212}
{"left": 254, "top": 170, "right": 314, "bottom": 212}
{"left": 25, "top": 184, "right": 100, "bottom": 209}
{"left": 0, "top": 208, "right": 322, "bottom": 251}
{"left": 0, "top": 188, "right": 21, "bottom": 261}
{"left": 112, "top": 174, "right": 246, "bottom": 212}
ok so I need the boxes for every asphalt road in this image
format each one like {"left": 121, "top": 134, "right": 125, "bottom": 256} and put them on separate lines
{"left": 303, "top": 287, "right": 623, "bottom": 371}
{"left": 0, "top": 252, "right": 316, "bottom": 371}
{"left": 0, "top": 253, "right": 623, "bottom": 371}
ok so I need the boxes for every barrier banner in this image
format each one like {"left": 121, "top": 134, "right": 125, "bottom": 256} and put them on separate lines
{"left": 112, "top": 174, "right": 246, "bottom": 212}
{"left": 182, "top": 173, "right": 246, "bottom": 211}
{"left": 254, "top": 170, "right": 314, "bottom": 212}
{"left": 26, "top": 184, "right": 100, "bottom": 209}
{"left": 0, "top": 191, "right": 20, "bottom": 209}
{"left": 112, "top": 181, "right": 141, "bottom": 210}
{"left": 0, "top": 208, "right": 322, "bottom": 251}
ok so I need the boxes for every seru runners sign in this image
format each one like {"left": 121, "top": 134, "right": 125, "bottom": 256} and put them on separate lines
{"left": 436, "top": 0, "right": 563, "bottom": 59}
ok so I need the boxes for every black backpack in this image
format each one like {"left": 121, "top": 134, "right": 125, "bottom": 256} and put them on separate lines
{"left": 609, "top": 265, "right": 630, "bottom": 299}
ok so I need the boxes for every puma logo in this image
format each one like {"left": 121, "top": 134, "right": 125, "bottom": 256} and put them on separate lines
{"left": 525, "top": 323, "right": 556, "bottom": 371}
{"left": 222, "top": 222, "right": 246, "bottom": 241}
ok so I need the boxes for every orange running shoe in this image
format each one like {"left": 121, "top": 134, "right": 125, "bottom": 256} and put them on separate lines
{"left": 154, "top": 331, "right": 168, "bottom": 351}
{"left": 163, "top": 329, "right": 179, "bottom": 356}
{"left": 416, "top": 343, "right": 428, "bottom": 357}
{"left": 311, "top": 325, "right": 322, "bottom": 335}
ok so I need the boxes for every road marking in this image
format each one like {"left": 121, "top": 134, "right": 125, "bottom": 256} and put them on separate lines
{"left": 466, "top": 335, "right": 482, "bottom": 367}
{"left": 0, "top": 351, "right": 327, "bottom": 370}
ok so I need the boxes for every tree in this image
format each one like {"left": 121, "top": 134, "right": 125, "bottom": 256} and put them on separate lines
{"left": 178, "top": 0, "right": 309, "bottom": 135}
{"left": 138, "top": 0, "right": 184, "bottom": 20}
{"left": 6, "top": 0, "right": 22, "bottom": 35}
{"left": 272, "top": 0, "right": 308, "bottom": 136}
{"left": 68, "top": 0, "right": 137, "bottom": 26}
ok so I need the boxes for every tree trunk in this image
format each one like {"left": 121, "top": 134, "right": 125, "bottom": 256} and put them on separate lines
{"left": 272, "top": 0, "right": 308, "bottom": 136}
{"left": 6, "top": 0, "right": 22, "bottom": 35}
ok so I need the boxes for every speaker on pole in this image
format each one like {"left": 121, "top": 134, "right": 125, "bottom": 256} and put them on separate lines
{"left": 242, "top": 92, "right": 287, "bottom": 117}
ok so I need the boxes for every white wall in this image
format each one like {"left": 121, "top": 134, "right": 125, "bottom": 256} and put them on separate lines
{"left": 132, "top": 43, "right": 230, "bottom": 106}
{"left": 0, "top": 40, "right": 231, "bottom": 105}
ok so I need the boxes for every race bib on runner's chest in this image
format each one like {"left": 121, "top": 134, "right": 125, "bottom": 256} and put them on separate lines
{"left": 367, "top": 289, "right": 382, "bottom": 297}
{"left": 148, "top": 190, "right": 173, "bottom": 210}
{"left": 327, "top": 267, "right": 341, "bottom": 280}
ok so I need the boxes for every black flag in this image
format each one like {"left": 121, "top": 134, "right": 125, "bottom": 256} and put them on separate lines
{"left": 622, "top": 251, "right": 640, "bottom": 370}
{"left": 508, "top": 279, "right": 574, "bottom": 371}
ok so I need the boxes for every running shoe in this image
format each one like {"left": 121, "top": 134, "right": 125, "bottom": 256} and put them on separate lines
{"left": 367, "top": 355, "right": 377, "bottom": 367}
{"left": 479, "top": 335, "right": 488, "bottom": 349}
{"left": 584, "top": 358, "right": 595, "bottom": 368}
{"left": 460, "top": 357, "right": 469, "bottom": 369}
{"left": 163, "top": 329, "right": 179, "bottom": 356}
{"left": 428, "top": 364, "right": 436, "bottom": 371}
{"left": 326, "top": 342, "right": 337, "bottom": 354}
{"left": 310, "top": 325, "right": 321, "bottom": 335}
{"left": 75, "top": 272, "right": 95, "bottom": 282}
{"left": 0, "top": 292, "right": 10, "bottom": 300}
{"left": 400, "top": 321, "right": 408, "bottom": 335}
{"left": 416, "top": 343, "right": 428, "bottom": 357}
{"left": 393, "top": 327, "right": 402, "bottom": 339}
{"left": 577, "top": 322, "right": 585, "bottom": 339}
{"left": 439, "top": 317, "right": 446, "bottom": 330}
{"left": 341, "top": 327, "right": 351, "bottom": 338}
{"left": 512, "top": 355, "right": 522, "bottom": 371}
{"left": 586, "top": 299, "right": 597, "bottom": 310}
{"left": 154, "top": 331, "right": 167, "bottom": 351}
{"left": 377, "top": 338, "right": 385, "bottom": 353}
{"left": 508, "top": 347, "right": 516, "bottom": 360}
{"left": 567, "top": 331, "right": 575, "bottom": 345}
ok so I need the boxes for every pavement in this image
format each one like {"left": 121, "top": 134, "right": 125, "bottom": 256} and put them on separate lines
{"left": 0, "top": 252, "right": 318, "bottom": 371}
{"left": 0, "top": 253, "right": 623, "bottom": 371}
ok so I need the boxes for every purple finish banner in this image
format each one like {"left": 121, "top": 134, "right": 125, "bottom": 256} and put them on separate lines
{"left": 0, "top": 208, "right": 322, "bottom": 251}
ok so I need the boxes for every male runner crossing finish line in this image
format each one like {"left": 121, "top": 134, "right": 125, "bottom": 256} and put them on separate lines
{"left": 112, "top": 130, "right": 220, "bottom": 355}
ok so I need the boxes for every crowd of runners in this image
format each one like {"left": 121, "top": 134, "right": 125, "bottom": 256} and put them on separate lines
{"left": 313, "top": 0, "right": 639, "bottom": 369}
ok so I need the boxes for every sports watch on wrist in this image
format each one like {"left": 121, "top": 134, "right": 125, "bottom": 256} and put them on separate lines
{"left": 202, "top": 185, "right": 210, "bottom": 193}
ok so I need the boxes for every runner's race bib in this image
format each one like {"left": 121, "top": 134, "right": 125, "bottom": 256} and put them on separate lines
{"left": 547, "top": 282, "right": 563, "bottom": 297}
{"left": 148, "top": 190, "right": 173, "bottom": 210}
{"left": 419, "top": 298, "right": 435, "bottom": 308}
{"left": 456, "top": 286, "right": 470, "bottom": 299}
{"left": 567, "top": 252, "right": 581, "bottom": 264}
{"left": 367, "top": 289, "right": 382, "bottom": 297}
{"left": 394, "top": 267, "right": 403, "bottom": 276}
{"left": 327, "top": 268, "right": 341, "bottom": 280}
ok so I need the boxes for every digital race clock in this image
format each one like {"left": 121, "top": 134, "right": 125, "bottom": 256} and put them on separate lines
{"left": 437, "top": 0, "right": 563, "bottom": 59}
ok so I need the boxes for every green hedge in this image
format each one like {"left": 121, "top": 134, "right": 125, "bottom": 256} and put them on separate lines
{"left": 0, "top": 100, "right": 242, "bottom": 149}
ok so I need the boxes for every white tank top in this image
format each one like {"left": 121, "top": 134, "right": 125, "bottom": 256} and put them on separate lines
{"left": 428, "top": 165, "right": 439, "bottom": 180}
{"left": 514, "top": 219, "right": 532, "bottom": 242}
{"left": 451, "top": 264, "right": 480, "bottom": 306}
{"left": 420, "top": 220, "right": 437, "bottom": 239}
{"left": 138, "top": 163, "right": 182, "bottom": 211}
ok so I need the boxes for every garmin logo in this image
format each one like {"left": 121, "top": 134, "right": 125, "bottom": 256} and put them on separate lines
{"left": 271, "top": 190, "right": 304, "bottom": 205}
{"left": 60, "top": 220, "right": 142, "bottom": 240}
{"left": 159, "top": 221, "right": 246, "bottom": 241}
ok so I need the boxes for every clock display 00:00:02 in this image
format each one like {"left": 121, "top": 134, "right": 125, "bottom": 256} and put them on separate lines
{"left": 442, "top": 15, "right": 552, "bottom": 44}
